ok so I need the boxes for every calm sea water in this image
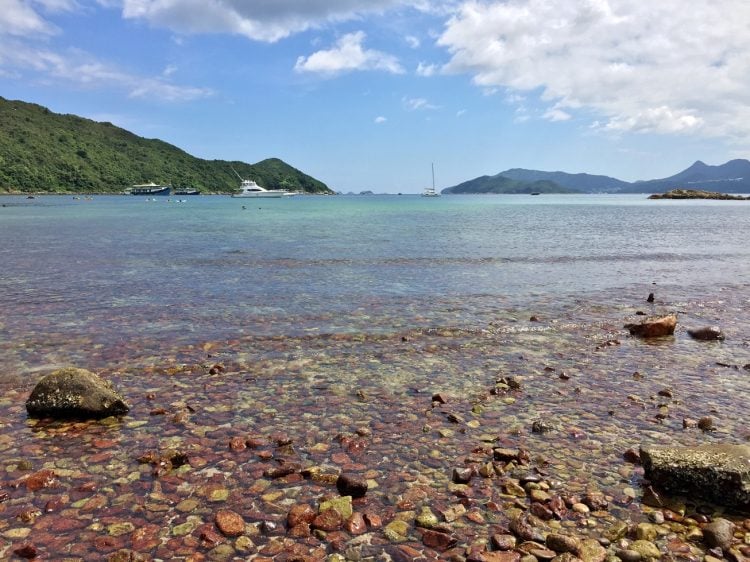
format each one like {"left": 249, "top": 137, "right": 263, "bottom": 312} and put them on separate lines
{"left": 2, "top": 193, "right": 750, "bottom": 559}
{"left": 2, "top": 193, "right": 750, "bottom": 349}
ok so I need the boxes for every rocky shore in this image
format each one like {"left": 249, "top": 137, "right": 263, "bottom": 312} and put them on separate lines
{"left": 1, "top": 294, "right": 750, "bottom": 561}
{"left": 648, "top": 189, "right": 750, "bottom": 200}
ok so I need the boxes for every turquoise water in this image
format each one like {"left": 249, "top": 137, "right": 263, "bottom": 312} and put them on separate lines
{"left": 2, "top": 194, "right": 749, "bottom": 346}
{"left": 2, "top": 193, "right": 750, "bottom": 559}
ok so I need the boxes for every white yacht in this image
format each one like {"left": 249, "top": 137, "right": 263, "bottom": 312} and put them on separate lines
{"left": 230, "top": 168, "right": 294, "bottom": 198}
{"left": 422, "top": 164, "right": 440, "bottom": 197}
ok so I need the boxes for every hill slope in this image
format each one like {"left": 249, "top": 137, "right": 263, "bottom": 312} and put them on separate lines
{"left": 499, "top": 168, "right": 629, "bottom": 192}
{"left": 0, "top": 97, "right": 332, "bottom": 194}
{"left": 442, "top": 174, "right": 577, "bottom": 194}
{"left": 620, "top": 159, "right": 750, "bottom": 193}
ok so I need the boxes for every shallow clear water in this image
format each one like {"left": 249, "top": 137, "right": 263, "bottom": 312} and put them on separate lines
{"left": 1, "top": 194, "right": 749, "bottom": 560}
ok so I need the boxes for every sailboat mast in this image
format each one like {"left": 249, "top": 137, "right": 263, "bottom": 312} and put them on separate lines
{"left": 432, "top": 163, "right": 435, "bottom": 190}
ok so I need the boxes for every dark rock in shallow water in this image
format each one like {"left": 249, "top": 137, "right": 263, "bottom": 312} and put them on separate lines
{"left": 624, "top": 314, "right": 677, "bottom": 338}
{"left": 640, "top": 444, "right": 750, "bottom": 508}
{"left": 26, "top": 367, "right": 129, "bottom": 419}
{"left": 687, "top": 326, "right": 725, "bottom": 341}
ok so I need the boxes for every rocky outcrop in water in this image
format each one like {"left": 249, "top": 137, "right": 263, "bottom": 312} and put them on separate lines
{"left": 26, "top": 367, "right": 129, "bottom": 419}
{"left": 649, "top": 189, "right": 750, "bottom": 200}
{"left": 639, "top": 444, "right": 750, "bottom": 507}
{"left": 624, "top": 314, "right": 677, "bottom": 338}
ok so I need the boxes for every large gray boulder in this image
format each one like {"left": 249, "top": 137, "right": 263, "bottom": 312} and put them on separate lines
{"left": 26, "top": 367, "right": 129, "bottom": 419}
{"left": 640, "top": 444, "right": 750, "bottom": 508}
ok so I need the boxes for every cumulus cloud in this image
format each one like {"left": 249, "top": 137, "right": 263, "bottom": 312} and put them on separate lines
{"left": 295, "top": 31, "right": 404, "bottom": 75}
{"left": 416, "top": 62, "right": 438, "bottom": 77}
{"left": 438, "top": 0, "right": 750, "bottom": 139}
{"left": 374, "top": 115, "right": 387, "bottom": 123}
{"left": 118, "top": 0, "right": 429, "bottom": 43}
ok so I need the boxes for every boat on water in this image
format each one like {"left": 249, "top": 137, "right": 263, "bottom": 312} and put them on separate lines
{"left": 230, "top": 169, "right": 294, "bottom": 198}
{"left": 422, "top": 164, "right": 440, "bottom": 197}
{"left": 173, "top": 187, "right": 201, "bottom": 195}
{"left": 129, "top": 182, "right": 171, "bottom": 196}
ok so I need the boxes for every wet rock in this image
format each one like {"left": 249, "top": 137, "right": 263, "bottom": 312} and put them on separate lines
{"left": 510, "top": 513, "right": 546, "bottom": 543}
{"left": 640, "top": 444, "right": 750, "bottom": 507}
{"left": 345, "top": 512, "right": 367, "bottom": 535}
{"left": 432, "top": 393, "right": 449, "bottom": 404}
{"left": 581, "top": 492, "right": 608, "bottom": 511}
{"left": 453, "top": 467, "right": 473, "bottom": 484}
{"left": 312, "top": 509, "right": 343, "bottom": 532}
{"left": 13, "top": 544, "right": 38, "bottom": 559}
{"left": 336, "top": 473, "right": 368, "bottom": 498}
{"left": 635, "top": 523, "right": 657, "bottom": 542}
{"left": 547, "top": 534, "right": 581, "bottom": 554}
{"left": 577, "top": 539, "right": 607, "bottom": 562}
{"left": 624, "top": 314, "right": 677, "bottom": 338}
{"left": 26, "top": 368, "right": 129, "bottom": 418}
{"left": 492, "top": 534, "right": 518, "bottom": 550}
{"left": 646, "top": 293, "right": 655, "bottom": 303}
{"left": 421, "top": 528, "right": 458, "bottom": 551}
{"left": 703, "top": 518, "right": 735, "bottom": 550}
{"left": 287, "top": 504, "right": 316, "bottom": 528}
{"left": 698, "top": 417, "right": 714, "bottom": 431}
{"left": 532, "top": 419, "right": 557, "bottom": 434}
{"left": 623, "top": 449, "right": 641, "bottom": 464}
{"left": 384, "top": 520, "right": 409, "bottom": 542}
{"left": 415, "top": 506, "right": 439, "bottom": 529}
{"left": 615, "top": 549, "right": 642, "bottom": 562}
{"left": 687, "top": 327, "right": 725, "bottom": 341}
{"left": 215, "top": 509, "right": 245, "bottom": 537}
{"left": 629, "top": 540, "right": 661, "bottom": 560}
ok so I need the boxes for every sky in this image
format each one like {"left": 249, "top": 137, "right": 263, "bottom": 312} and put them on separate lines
{"left": 1, "top": 0, "right": 750, "bottom": 193}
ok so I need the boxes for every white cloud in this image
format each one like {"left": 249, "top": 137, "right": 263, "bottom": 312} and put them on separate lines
{"left": 0, "top": 0, "right": 66, "bottom": 36}
{"left": 456, "top": 109, "right": 466, "bottom": 117}
{"left": 294, "top": 31, "right": 404, "bottom": 75}
{"left": 118, "top": 0, "right": 431, "bottom": 43}
{"left": 416, "top": 61, "right": 437, "bottom": 77}
{"left": 439, "top": 0, "right": 750, "bottom": 140}
{"left": 405, "top": 35, "right": 420, "bottom": 49}
{"left": 403, "top": 96, "right": 438, "bottom": 110}
{"left": 374, "top": 115, "right": 387, "bottom": 123}
{"left": 0, "top": 41, "right": 213, "bottom": 102}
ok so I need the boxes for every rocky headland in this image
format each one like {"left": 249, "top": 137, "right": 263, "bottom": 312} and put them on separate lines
{"left": 648, "top": 189, "right": 750, "bottom": 200}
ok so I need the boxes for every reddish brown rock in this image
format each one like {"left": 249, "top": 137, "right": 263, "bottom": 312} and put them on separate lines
{"left": 25, "top": 469, "right": 57, "bottom": 491}
{"left": 215, "top": 509, "right": 245, "bottom": 537}
{"left": 363, "top": 511, "right": 382, "bottom": 528}
{"left": 421, "top": 528, "right": 458, "bottom": 551}
{"left": 13, "top": 544, "right": 38, "bottom": 560}
{"left": 312, "top": 508, "right": 343, "bottom": 532}
{"left": 287, "top": 503, "right": 316, "bottom": 528}
{"left": 288, "top": 522, "right": 311, "bottom": 538}
{"left": 624, "top": 314, "right": 677, "bottom": 338}
{"left": 345, "top": 512, "right": 367, "bottom": 535}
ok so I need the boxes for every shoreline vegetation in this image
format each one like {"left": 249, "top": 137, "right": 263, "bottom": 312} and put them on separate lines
{"left": 0, "top": 97, "right": 333, "bottom": 195}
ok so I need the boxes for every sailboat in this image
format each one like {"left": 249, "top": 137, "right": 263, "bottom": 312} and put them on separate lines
{"left": 422, "top": 163, "right": 440, "bottom": 197}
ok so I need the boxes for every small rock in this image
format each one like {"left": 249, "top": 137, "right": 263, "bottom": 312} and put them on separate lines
{"left": 421, "top": 528, "right": 457, "bottom": 551}
{"left": 623, "top": 449, "right": 641, "bottom": 464}
{"left": 624, "top": 314, "right": 677, "bottom": 338}
{"left": 25, "top": 367, "right": 129, "bottom": 419}
{"left": 687, "top": 326, "right": 725, "bottom": 341}
{"left": 344, "top": 512, "right": 367, "bottom": 535}
{"left": 384, "top": 520, "right": 409, "bottom": 542}
{"left": 13, "top": 544, "right": 38, "bottom": 560}
{"left": 547, "top": 533, "right": 581, "bottom": 553}
{"left": 615, "top": 549, "right": 642, "bottom": 562}
{"left": 703, "top": 518, "right": 735, "bottom": 550}
{"left": 492, "top": 534, "right": 517, "bottom": 550}
{"left": 215, "top": 509, "right": 245, "bottom": 537}
{"left": 698, "top": 417, "right": 714, "bottom": 431}
{"left": 336, "top": 473, "right": 368, "bottom": 498}
{"left": 629, "top": 540, "right": 661, "bottom": 560}
{"left": 453, "top": 467, "right": 472, "bottom": 484}
{"left": 647, "top": 293, "right": 654, "bottom": 303}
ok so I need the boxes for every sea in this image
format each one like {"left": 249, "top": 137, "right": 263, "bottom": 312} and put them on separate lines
{"left": 1, "top": 193, "right": 749, "bottom": 559}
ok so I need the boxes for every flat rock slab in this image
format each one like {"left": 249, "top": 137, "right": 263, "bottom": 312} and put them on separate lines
{"left": 26, "top": 367, "right": 129, "bottom": 419}
{"left": 625, "top": 314, "right": 677, "bottom": 338}
{"left": 640, "top": 444, "right": 750, "bottom": 508}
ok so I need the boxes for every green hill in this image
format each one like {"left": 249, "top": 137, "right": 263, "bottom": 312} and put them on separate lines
{"left": 442, "top": 174, "right": 577, "bottom": 194}
{"left": 0, "top": 97, "right": 332, "bottom": 194}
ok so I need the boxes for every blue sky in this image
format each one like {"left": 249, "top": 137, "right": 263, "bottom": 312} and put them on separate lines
{"left": 1, "top": 1, "right": 748, "bottom": 193}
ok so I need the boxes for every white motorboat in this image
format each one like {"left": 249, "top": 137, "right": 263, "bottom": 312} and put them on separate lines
{"left": 230, "top": 168, "right": 294, "bottom": 198}
{"left": 422, "top": 163, "right": 440, "bottom": 197}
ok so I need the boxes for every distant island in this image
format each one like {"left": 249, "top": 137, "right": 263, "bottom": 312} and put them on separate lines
{"left": 443, "top": 159, "right": 750, "bottom": 195}
{"left": 648, "top": 189, "right": 750, "bottom": 200}
{"left": 0, "top": 97, "right": 333, "bottom": 195}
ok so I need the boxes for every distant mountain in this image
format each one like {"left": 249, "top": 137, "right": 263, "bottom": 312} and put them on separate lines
{"left": 445, "top": 159, "right": 750, "bottom": 195}
{"left": 442, "top": 175, "right": 577, "bottom": 194}
{"left": 620, "top": 159, "right": 750, "bottom": 193}
{"left": 499, "top": 168, "right": 629, "bottom": 192}
{"left": 0, "top": 97, "right": 332, "bottom": 194}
